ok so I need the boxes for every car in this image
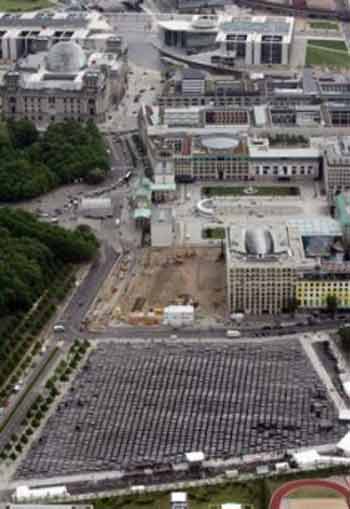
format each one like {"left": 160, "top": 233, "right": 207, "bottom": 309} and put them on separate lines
{"left": 53, "top": 324, "right": 65, "bottom": 333}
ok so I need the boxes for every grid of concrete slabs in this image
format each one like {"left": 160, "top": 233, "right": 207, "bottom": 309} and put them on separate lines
{"left": 16, "top": 340, "right": 347, "bottom": 478}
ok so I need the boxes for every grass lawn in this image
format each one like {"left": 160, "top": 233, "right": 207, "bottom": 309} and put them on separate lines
{"left": 93, "top": 482, "right": 262, "bottom": 509}
{"left": 306, "top": 44, "right": 350, "bottom": 68}
{"left": 202, "top": 186, "right": 300, "bottom": 197}
{"left": 287, "top": 487, "right": 344, "bottom": 499}
{"left": 307, "top": 39, "right": 347, "bottom": 51}
{"left": 203, "top": 227, "right": 226, "bottom": 239}
{"left": 0, "top": 0, "right": 51, "bottom": 11}
{"left": 309, "top": 21, "right": 339, "bottom": 30}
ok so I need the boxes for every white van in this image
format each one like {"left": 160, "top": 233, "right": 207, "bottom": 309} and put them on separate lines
{"left": 226, "top": 330, "right": 241, "bottom": 338}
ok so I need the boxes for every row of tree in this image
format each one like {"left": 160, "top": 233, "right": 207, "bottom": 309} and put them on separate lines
{"left": 0, "top": 120, "right": 109, "bottom": 201}
{"left": 0, "top": 208, "right": 99, "bottom": 317}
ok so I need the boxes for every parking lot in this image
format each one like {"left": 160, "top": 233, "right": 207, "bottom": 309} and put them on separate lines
{"left": 16, "top": 339, "right": 346, "bottom": 479}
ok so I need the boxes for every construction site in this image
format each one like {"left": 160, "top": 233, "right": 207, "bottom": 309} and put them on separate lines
{"left": 87, "top": 247, "right": 227, "bottom": 329}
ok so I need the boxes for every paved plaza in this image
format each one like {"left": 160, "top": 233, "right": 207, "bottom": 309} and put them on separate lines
{"left": 16, "top": 340, "right": 346, "bottom": 479}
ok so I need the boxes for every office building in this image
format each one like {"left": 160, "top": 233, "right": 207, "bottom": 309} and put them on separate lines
{"left": 336, "top": 191, "right": 350, "bottom": 245}
{"left": 157, "top": 14, "right": 295, "bottom": 67}
{"left": 297, "top": 263, "right": 350, "bottom": 309}
{"left": 139, "top": 105, "right": 321, "bottom": 182}
{"left": 324, "top": 138, "right": 350, "bottom": 204}
{"left": 225, "top": 224, "right": 310, "bottom": 315}
{"left": 0, "top": 11, "right": 121, "bottom": 62}
{"left": 248, "top": 137, "right": 320, "bottom": 180}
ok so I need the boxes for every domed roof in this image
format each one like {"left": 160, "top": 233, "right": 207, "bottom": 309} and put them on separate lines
{"left": 245, "top": 227, "right": 274, "bottom": 256}
{"left": 201, "top": 136, "right": 239, "bottom": 151}
{"left": 47, "top": 41, "right": 86, "bottom": 73}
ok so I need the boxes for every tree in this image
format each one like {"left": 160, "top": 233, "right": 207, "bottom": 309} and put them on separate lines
{"left": 0, "top": 120, "right": 109, "bottom": 202}
{"left": 339, "top": 326, "right": 350, "bottom": 351}
{"left": 85, "top": 167, "right": 107, "bottom": 185}
{"left": 8, "top": 120, "right": 38, "bottom": 148}
{"left": 326, "top": 294, "right": 338, "bottom": 315}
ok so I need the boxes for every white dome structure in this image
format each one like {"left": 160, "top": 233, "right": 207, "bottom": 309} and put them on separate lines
{"left": 245, "top": 227, "right": 274, "bottom": 256}
{"left": 47, "top": 41, "right": 87, "bottom": 73}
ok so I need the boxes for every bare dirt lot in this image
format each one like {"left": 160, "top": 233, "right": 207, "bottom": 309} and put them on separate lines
{"left": 89, "top": 247, "right": 227, "bottom": 328}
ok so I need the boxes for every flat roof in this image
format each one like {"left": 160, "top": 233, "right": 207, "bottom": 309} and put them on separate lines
{"left": 220, "top": 18, "right": 291, "bottom": 35}
{"left": 249, "top": 145, "right": 320, "bottom": 159}
{"left": 134, "top": 208, "right": 151, "bottom": 219}
{"left": 151, "top": 183, "right": 176, "bottom": 192}
{"left": 152, "top": 207, "right": 173, "bottom": 223}
{"left": 171, "top": 492, "right": 187, "bottom": 503}
{"left": 185, "top": 451, "right": 204, "bottom": 462}
{"left": 336, "top": 193, "right": 350, "bottom": 226}
{"left": 287, "top": 217, "right": 342, "bottom": 236}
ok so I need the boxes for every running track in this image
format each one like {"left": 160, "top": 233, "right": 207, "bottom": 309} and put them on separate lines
{"left": 269, "top": 478, "right": 350, "bottom": 509}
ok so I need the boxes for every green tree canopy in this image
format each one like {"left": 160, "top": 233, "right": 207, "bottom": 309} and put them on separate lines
{"left": 0, "top": 208, "right": 99, "bottom": 317}
{"left": 0, "top": 120, "right": 109, "bottom": 202}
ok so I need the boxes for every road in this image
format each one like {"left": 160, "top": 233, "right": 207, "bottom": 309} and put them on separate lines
{"left": 61, "top": 242, "right": 120, "bottom": 339}
{"left": 0, "top": 347, "right": 61, "bottom": 451}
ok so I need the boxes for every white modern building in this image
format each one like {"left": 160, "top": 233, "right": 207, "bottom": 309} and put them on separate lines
{"left": 163, "top": 305, "right": 194, "bottom": 326}
{"left": 14, "top": 486, "right": 68, "bottom": 502}
{"left": 80, "top": 197, "right": 113, "bottom": 218}
{"left": 158, "top": 14, "right": 295, "bottom": 67}
{"left": 171, "top": 492, "right": 188, "bottom": 509}
{"left": 0, "top": 11, "right": 121, "bottom": 62}
{"left": 248, "top": 137, "right": 320, "bottom": 180}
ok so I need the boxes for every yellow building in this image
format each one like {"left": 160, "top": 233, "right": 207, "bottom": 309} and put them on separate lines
{"left": 297, "top": 264, "right": 350, "bottom": 309}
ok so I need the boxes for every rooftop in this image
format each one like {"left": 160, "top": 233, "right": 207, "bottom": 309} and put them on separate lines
{"left": 220, "top": 17, "right": 292, "bottom": 35}
{"left": 152, "top": 207, "right": 173, "bottom": 224}
{"left": 248, "top": 138, "right": 320, "bottom": 159}
{"left": 336, "top": 192, "right": 350, "bottom": 226}
{"left": 226, "top": 223, "right": 309, "bottom": 267}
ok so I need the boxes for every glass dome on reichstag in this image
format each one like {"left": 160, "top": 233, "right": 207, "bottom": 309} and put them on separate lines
{"left": 47, "top": 41, "right": 87, "bottom": 73}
